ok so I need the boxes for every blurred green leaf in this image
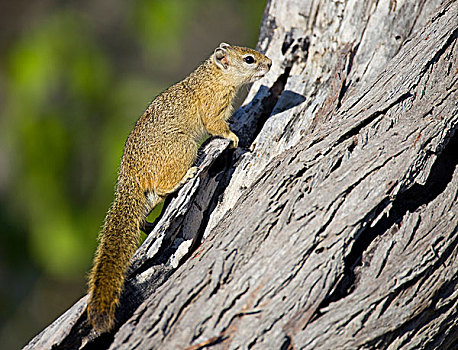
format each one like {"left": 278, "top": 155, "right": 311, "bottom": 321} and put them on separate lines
{"left": 3, "top": 12, "right": 116, "bottom": 277}
{"left": 132, "top": 0, "right": 197, "bottom": 65}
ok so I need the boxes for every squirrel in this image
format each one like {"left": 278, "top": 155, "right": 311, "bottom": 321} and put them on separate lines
{"left": 87, "top": 42, "right": 272, "bottom": 333}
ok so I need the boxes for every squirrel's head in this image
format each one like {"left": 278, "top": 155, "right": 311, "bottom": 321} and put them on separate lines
{"left": 212, "top": 43, "right": 272, "bottom": 85}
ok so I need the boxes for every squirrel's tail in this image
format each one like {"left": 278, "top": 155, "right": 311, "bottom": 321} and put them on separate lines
{"left": 87, "top": 180, "right": 160, "bottom": 333}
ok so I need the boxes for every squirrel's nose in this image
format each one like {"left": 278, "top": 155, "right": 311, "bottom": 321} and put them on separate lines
{"left": 267, "top": 59, "right": 272, "bottom": 69}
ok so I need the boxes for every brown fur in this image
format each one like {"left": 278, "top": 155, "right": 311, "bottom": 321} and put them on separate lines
{"left": 87, "top": 43, "right": 271, "bottom": 333}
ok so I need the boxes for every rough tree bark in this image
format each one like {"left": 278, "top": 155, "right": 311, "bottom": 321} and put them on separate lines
{"left": 25, "top": 0, "right": 457, "bottom": 349}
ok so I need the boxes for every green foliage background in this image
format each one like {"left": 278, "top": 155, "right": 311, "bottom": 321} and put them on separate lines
{"left": 0, "top": 1, "right": 265, "bottom": 348}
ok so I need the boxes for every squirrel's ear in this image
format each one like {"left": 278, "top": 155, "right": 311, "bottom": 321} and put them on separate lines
{"left": 214, "top": 47, "right": 230, "bottom": 70}
{"left": 219, "top": 42, "right": 231, "bottom": 49}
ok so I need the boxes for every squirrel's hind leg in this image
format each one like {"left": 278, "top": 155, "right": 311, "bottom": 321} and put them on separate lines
{"left": 156, "top": 166, "right": 198, "bottom": 197}
{"left": 141, "top": 166, "right": 197, "bottom": 234}
{"left": 178, "top": 166, "right": 198, "bottom": 186}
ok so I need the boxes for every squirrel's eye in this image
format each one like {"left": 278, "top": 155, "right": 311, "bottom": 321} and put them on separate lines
{"left": 244, "top": 55, "right": 255, "bottom": 64}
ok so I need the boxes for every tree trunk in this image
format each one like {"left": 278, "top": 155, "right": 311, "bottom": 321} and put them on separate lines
{"left": 25, "top": 0, "right": 457, "bottom": 349}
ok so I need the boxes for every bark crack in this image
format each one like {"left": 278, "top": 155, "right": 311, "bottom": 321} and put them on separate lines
{"left": 314, "top": 131, "right": 457, "bottom": 320}
{"left": 163, "top": 279, "right": 210, "bottom": 338}
{"left": 369, "top": 232, "right": 458, "bottom": 348}
{"left": 335, "top": 92, "right": 412, "bottom": 147}
{"left": 215, "top": 284, "right": 250, "bottom": 328}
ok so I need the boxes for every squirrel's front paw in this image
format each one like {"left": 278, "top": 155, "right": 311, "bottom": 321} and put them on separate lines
{"left": 227, "top": 132, "right": 239, "bottom": 148}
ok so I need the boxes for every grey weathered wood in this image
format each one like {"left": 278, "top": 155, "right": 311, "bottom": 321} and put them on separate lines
{"left": 24, "top": 0, "right": 457, "bottom": 349}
